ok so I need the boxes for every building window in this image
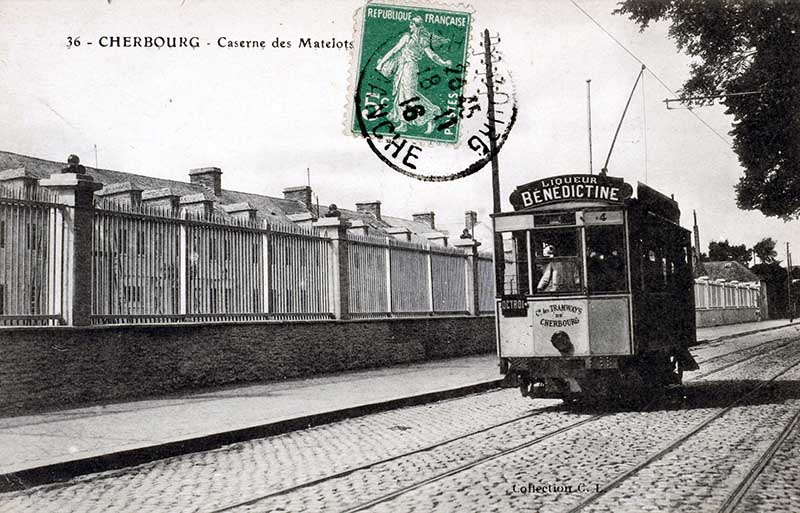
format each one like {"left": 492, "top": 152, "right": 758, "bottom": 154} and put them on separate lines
{"left": 0, "top": 220, "right": 5, "bottom": 248}
{"left": 0, "top": 284, "right": 5, "bottom": 314}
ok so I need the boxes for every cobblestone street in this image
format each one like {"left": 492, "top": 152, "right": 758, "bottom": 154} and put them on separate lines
{"left": 2, "top": 327, "right": 800, "bottom": 513}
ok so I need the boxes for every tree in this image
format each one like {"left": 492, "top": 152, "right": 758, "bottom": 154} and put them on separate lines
{"left": 707, "top": 239, "right": 751, "bottom": 264}
{"left": 615, "top": 1, "right": 800, "bottom": 220}
{"left": 752, "top": 237, "right": 779, "bottom": 264}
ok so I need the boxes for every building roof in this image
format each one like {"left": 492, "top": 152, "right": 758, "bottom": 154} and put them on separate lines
{"left": 0, "top": 150, "right": 457, "bottom": 243}
{"left": 696, "top": 260, "right": 762, "bottom": 283}
{"left": 0, "top": 150, "right": 302, "bottom": 223}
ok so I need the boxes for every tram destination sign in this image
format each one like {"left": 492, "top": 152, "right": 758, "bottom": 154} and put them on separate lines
{"left": 509, "top": 174, "right": 633, "bottom": 211}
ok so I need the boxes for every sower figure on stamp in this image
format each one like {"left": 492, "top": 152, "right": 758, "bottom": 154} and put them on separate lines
{"left": 375, "top": 16, "right": 452, "bottom": 134}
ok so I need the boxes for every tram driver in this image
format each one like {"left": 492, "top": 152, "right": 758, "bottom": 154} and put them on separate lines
{"left": 537, "top": 244, "right": 581, "bottom": 293}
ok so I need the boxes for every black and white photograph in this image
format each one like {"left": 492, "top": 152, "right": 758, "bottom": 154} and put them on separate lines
{"left": 0, "top": 0, "right": 799, "bottom": 511}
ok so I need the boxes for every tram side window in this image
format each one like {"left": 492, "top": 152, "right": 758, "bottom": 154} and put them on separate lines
{"left": 586, "top": 225, "right": 627, "bottom": 293}
{"left": 642, "top": 239, "right": 682, "bottom": 293}
{"left": 642, "top": 245, "right": 667, "bottom": 292}
{"left": 533, "top": 228, "right": 583, "bottom": 294}
{"left": 504, "top": 231, "right": 530, "bottom": 296}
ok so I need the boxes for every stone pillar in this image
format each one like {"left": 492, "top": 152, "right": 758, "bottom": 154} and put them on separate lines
{"left": 40, "top": 173, "right": 103, "bottom": 326}
{"left": 453, "top": 238, "right": 481, "bottom": 316}
{"left": 313, "top": 217, "right": 350, "bottom": 320}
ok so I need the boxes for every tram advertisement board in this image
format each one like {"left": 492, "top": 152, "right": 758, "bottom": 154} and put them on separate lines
{"left": 509, "top": 174, "right": 633, "bottom": 211}
{"left": 532, "top": 299, "right": 589, "bottom": 356}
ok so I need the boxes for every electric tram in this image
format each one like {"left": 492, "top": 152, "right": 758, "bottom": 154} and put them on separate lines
{"left": 494, "top": 173, "right": 699, "bottom": 402}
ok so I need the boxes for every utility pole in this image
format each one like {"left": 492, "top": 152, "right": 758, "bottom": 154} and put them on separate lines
{"left": 484, "top": 29, "right": 504, "bottom": 297}
{"left": 586, "top": 79, "right": 593, "bottom": 175}
{"left": 788, "top": 242, "right": 794, "bottom": 321}
{"left": 692, "top": 210, "right": 701, "bottom": 264}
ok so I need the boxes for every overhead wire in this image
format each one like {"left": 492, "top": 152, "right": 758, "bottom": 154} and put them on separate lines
{"left": 568, "top": 0, "right": 732, "bottom": 148}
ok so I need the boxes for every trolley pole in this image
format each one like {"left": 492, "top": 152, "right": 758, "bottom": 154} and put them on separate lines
{"left": 484, "top": 29, "right": 505, "bottom": 297}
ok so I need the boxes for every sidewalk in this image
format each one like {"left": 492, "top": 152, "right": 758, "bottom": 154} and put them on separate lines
{"left": 2, "top": 318, "right": 799, "bottom": 491}
{"left": 695, "top": 318, "right": 799, "bottom": 344}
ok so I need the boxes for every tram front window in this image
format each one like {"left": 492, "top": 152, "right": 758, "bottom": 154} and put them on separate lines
{"left": 533, "top": 228, "right": 583, "bottom": 294}
{"left": 586, "top": 225, "right": 627, "bottom": 293}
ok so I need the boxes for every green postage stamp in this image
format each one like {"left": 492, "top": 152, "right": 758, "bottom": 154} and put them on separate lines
{"left": 351, "top": 2, "right": 472, "bottom": 144}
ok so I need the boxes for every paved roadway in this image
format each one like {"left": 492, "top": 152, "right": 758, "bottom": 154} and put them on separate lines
{"left": 2, "top": 324, "right": 800, "bottom": 513}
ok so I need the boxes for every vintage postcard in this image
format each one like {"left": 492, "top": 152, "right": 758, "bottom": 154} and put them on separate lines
{"left": 1, "top": 0, "right": 799, "bottom": 511}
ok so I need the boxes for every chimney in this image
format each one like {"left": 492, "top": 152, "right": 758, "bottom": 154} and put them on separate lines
{"left": 464, "top": 210, "right": 477, "bottom": 235}
{"left": 412, "top": 211, "right": 435, "bottom": 230}
{"left": 356, "top": 201, "right": 381, "bottom": 221}
{"left": 283, "top": 186, "right": 312, "bottom": 208}
{"left": 189, "top": 167, "right": 222, "bottom": 196}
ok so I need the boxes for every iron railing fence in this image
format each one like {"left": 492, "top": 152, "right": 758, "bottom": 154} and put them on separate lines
{"left": 91, "top": 201, "right": 334, "bottom": 324}
{"left": 0, "top": 184, "right": 496, "bottom": 326}
{"left": 694, "top": 278, "right": 760, "bottom": 310}
{"left": 0, "top": 186, "right": 66, "bottom": 326}
{"left": 477, "top": 254, "right": 496, "bottom": 313}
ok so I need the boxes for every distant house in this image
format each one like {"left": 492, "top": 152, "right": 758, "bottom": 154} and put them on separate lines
{"left": 694, "top": 260, "right": 766, "bottom": 327}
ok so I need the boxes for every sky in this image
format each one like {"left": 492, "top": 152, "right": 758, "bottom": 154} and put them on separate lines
{"left": 0, "top": 0, "right": 796, "bottom": 262}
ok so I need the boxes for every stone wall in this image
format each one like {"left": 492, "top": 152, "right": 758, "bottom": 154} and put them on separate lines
{"left": 696, "top": 307, "right": 761, "bottom": 328}
{"left": 0, "top": 316, "right": 495, "bottom": 416}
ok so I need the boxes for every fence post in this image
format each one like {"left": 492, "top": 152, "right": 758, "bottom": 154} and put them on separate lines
{"left": 385, "top": 237, "right": 393, "bottom": 315}
{"left": 261, "top": 219, "right": 270, "bottom": 315}
{"left": 452, "top": 238, "right": 481, "bottom": 316}
{"left": 426, "top": 246, "right": 434, "bottom": 314}
{"left": 179, "top": 211, "right": 188, "bottom": 316}
{"left": 313, "top": 217, "right": 350, "bottom": 320}
{"left": 40, "top": 172, "right": 102, "bottom": 326}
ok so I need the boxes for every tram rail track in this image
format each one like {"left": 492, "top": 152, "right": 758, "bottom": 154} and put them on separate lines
{"left": 209, "top": 336, "right": 799, "bottom": 512}
{"left": 715, "top": 406, "right": 800, "bottom": 513}
{"left": 208, "top": 399, "right": 567, "bottom": 513}
{"left": 690, "top": 336, "right": 797, "bottom": 380}
{"left": 563, "top": 355, "right": 800, "bottom": 513}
